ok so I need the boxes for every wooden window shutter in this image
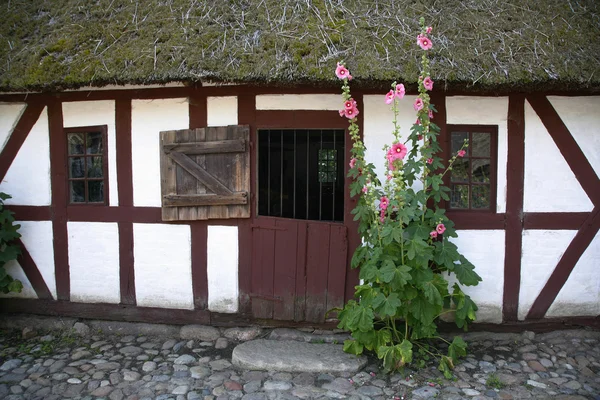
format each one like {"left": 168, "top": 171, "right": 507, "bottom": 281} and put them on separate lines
{"left": 160, "top": 125, "right": 250, "bottom": 221}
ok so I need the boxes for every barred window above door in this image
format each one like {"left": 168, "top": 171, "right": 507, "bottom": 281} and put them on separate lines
{"left": 258, "top": 129, "right": 345, "bottom": 222}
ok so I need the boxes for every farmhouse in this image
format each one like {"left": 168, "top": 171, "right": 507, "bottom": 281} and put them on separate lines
{"left": 0, "top": 1, "right": 598, "bottom": 327}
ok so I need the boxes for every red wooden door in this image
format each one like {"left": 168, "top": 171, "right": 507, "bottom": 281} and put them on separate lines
{"left": 250, "top": 217, "right": 348, "bottom": 322}
{"left": 249, "top": 125, "right": 352, "bottom": 323}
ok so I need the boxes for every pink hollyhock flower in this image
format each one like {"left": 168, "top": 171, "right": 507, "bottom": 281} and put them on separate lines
{"left": 388, "top": 160, "right": 396, "bottom": 171}
{"left": 349, "top": 158, "right": 357, "bottom": 169}
{"left": 436, "top": 223, "right": 446, "bottom": 234}
{"left": 362, "top": 186, "right": 368, "bottom": 194}
{"left": 387, "top": 174, "right": 392, "bottom": 181}
{"left": 385, "top": 90, "right": 395, "bottom": 104}
{"left": 428, "top": 110, "right": 434, "bottom": 119}
{"left": 390, "top": 142, "right": 408, "bottom": 160}
{"left": 414, "top": 98, "right": 424, "bottom": 111}
{"left": 344, "top": 99, "right": 357, "bottom": 110}
{"left": 415, "top": 118, "right": 421, "bottom": 125}
{"left": 423, "top": 76, "right": 434, "bottom": 91}
{"left": 335, "top": 63, "right": 352, "bottom": 80}
{"left": 430, "top": 231, "right": 438, "bottom": 238}
{"left": 426, "top": 26, "right": 433, "bottom": 34}
{"left": 338, "top": 109, "right": 345, "bottom": 117}
{"left": 417, "top": 35, "right": 433, "bottom": 50}
{"left": 395, "top": 83, "right": 405, "bottom": 99}
{"left": 457, "top": 149, "right": 466, "bottom": 157}
{"left": 342, "top": 106, "right": 359, "bottom": 119}
{"left": 380, "top": 210, "right": 385, "bottom": 223}
{"left": 427, "top": 158, "right": 433, "bottom": 164}
{"left": 418, "top": 135, "right": 423, "bottom": 140}
{"left": 380, "top": 196, "right": 389, "bottom": 210}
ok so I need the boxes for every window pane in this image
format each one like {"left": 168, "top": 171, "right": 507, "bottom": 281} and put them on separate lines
{"left": 68, "top": 133, "right": 85, "bottom": 155}
{"left": 86, "top": 132, "right": 103, "bottom": 154}
{"left": 70, "top": 181, "right": 85, "bottom": 203}
{"left": 472, "top": 185, "right": 491, "bottom": 209}
{"left": 69, "top": 157, "right": 85, "bottom": 178}
{"left": 87, "top": 156, "right": 103, "bottom": 178}
{"left": 451, "top": 132, "right": 468, "bottom": 154}
{"left": 472, "top": 159, "right": 490, "bottom": 183}
{"left": 450, "top": 184, "right": 469, "bottom": 209}
{"left": 472, "top": 132, "right": 490, "bottom": 157}
{"left": 88, "top": 181, "right": 104, "bottom": 202}
{"left": 450, "top": 158, "right": 469, "bottom": 183}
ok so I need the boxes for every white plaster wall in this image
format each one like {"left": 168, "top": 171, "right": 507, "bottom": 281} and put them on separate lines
{"left": 518, "top": 230, "right": 577, "bottom": 320}
{"left": 68, "top": 222, "right": 120, "bottom": 304}
{"left": 448, "top": 230, "right": 505, "bottom": 323}
{"left": 0, "top": 262, "right": 36, "bottom": 299}
{"left": 524, "top": 101, "right": 593, "bottom": 212}
{"left": 133, "top": 223, "right": 193, "bottom": 309}
{"left": 131, "top": 98, "right": 189, "bottom": 206}
{"left": 207, "top": 225, "right": 239, "bottom": 313}
{"left": 207, "top": 96, "right": 238, "bottom": 126}
{"left": 547, "top": 231, "right": 600, "bottom": 317}
{"left": 256, "top": 94, "right": 340, "bottom": 110}
{"left": 548, "top": 96, "right": 600, "bottom": 177}
{"left": 363, "top": 95, "right": 420, "bottom": 183}
{"left": 0, "top": 107, "right": 51, "bottom": 205}
{"left": 18, "top": 221, "right": 56, "bottom": 299}
{"left": 63, "top": 101, "right": 119, "bottom": 206}
{"left": 446, "top": 97, "right": 509, "bottom": 213}
{"left": 0, "top": 103, "right": 26, "bottom": 152}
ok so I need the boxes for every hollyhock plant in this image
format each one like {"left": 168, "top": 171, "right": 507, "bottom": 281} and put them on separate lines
{"left": 345, "top": 99, "right": 357, "bottom": 110}
{"left": 423, "top": 76, "right": 434, "bottom": 91}
{"left": 385, "top": 90, "right": 395, "bottom": 104}
{"left": 335, "top": 18, "right": 481, "bottom": 378}
{"left": 417, "top": 34, "right": 433, "bottom": 50}
{"left": 395, "top": 83, "right": 406, "bottom": 99}
{"left": 414, "top": 98, "right": 424, "bottom": 111}
{"left": 436, "top": 223, "right": 446, "bottom": 234}
{"left": 336, "top": 62, "right": 352, "bottom": 80}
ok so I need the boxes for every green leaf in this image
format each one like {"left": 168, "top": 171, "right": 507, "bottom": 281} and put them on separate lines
{"left": 409, "top": 295, "right": 436, "bottom": 324}
{"left": 448, "top": 336, "right": 467, "bottom": 362}
{"left": 397, "top": 339, "right": 413, "bottom": 365}
{"left": 438, "top": 355, "right": 454, "bottom": 379}
{"left": 372, "top": 292, "right": 401, "bottom": 317}
{"left": 349, "top": 305, "right": 375, "bottom": 332}
{"left": 453, "top": 284, "right": 478, "bottom": 329}
{"left": 421, "top": 281, "right": 443, "bottom": 306}
{"left": 377, "top": 345, "right": 395, "bottom": 371}
{"left": 7, "top": 279, "right": 22, "bottom": 293}
{"left": 380, "top": 261, "right": 412, "bottom": 291}
{"left": 453, "top": 256, "right": 482, "bottom": 286}
{"left": 343, "top": 340, "right": 364, "bottom": 355}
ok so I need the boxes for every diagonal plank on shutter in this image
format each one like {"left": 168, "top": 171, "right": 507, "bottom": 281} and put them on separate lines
{"left": 168, "top": 151, "right": 232, "bottom": 196}
{"left": 160, "top": 126, "right": 251, "bottom": 221}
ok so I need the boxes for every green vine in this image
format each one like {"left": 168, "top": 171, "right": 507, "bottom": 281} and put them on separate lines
{"left": 334, "top": 18, "right": 481, "bottom": 377}
{"left": 0, "top": 193, "right": 24, "bottom": 294}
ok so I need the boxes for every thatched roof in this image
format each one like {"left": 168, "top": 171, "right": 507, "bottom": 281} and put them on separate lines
{"left": 1, "top": 0, "right": 599, "bottom": 93}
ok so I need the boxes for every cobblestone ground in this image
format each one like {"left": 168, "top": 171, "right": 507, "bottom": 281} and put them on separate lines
{"left": 0, "top": 321, "right": 599, "bottom": 400}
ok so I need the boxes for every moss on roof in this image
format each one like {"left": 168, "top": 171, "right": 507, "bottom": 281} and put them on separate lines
{"left": 0, "top": 0, "right": 599, "bottom": 93}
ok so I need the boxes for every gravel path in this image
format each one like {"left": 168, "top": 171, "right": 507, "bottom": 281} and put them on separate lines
{"left": 0, "top": 321, "right": 598, "bottom": 400}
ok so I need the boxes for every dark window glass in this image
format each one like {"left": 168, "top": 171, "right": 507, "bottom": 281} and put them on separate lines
{"left": 66, "top": 127, "right": 108, "bottom": 204}
{"left": 258, "top": 129, "right": 344, "bottom": 222}
{"left": 448, "top": 127, "right": 496, "bottom": 211}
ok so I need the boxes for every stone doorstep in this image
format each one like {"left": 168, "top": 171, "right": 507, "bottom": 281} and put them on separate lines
{"left": 232, "top": 339, "right": 367, "bottom": 373}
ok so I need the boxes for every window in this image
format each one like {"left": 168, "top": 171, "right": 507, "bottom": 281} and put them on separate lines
{"left": 65, "top": 126, "right": 108, "bottom": 204}
{"left": 258, "top": 129, "right": 345, "bottom": 222}
{"left": 447, "top": 125, "right": 497, "bottom": 211}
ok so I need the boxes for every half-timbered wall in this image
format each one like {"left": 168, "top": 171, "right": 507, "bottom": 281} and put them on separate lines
{"left": 0, "top": 89, "right": 598, "bottom": 327}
